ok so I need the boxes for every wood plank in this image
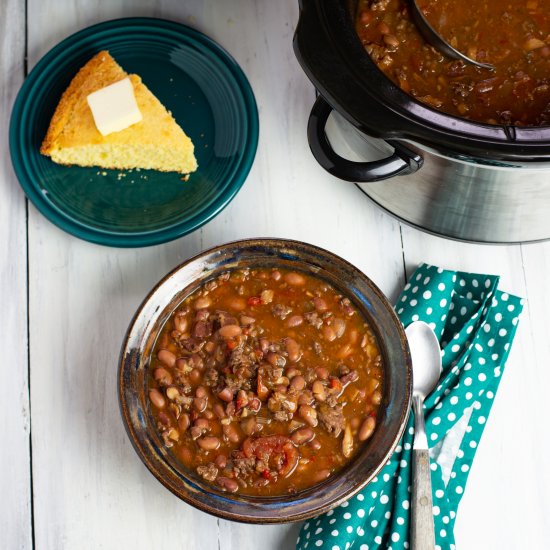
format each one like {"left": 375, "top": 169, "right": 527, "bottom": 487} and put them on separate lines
{"left": 25, "top": 0, "right": 404, "bottom": 548}
{"left": 21, "top": 0, "right": 550, "bottom": 549}
{"left": 0, "top": 1, "right": 33, "bottom": 548}
{"left": 401, "top": 228, "right": 546, "bottom": 549}
{"left": 26, "top": 2, "right": 214, "bottom": 548}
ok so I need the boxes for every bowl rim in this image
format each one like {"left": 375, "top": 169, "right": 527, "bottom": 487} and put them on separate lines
{"left": 118, "top": 238, "right": 412, "bottom": 523}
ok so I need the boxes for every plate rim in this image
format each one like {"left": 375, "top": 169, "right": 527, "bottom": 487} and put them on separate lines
{"left": 9, "top": 16, "right": 259, "bottom": 248}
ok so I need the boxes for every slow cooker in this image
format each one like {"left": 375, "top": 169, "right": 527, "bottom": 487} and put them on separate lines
{"left": 293, "top": 0, "right": 550, "bottom": 243}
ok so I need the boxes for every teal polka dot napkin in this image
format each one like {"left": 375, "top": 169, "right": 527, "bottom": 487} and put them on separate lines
{"left": 296, "top": 263, "right": 524, "bottom": 550}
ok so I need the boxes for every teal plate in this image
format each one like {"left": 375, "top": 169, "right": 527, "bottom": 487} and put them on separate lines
{"left": 10, "top": 18, "right": 259, "bottom": 247}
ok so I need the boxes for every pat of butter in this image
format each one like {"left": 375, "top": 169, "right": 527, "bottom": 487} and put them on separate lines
{"left": 86, "top": 77, "right": 142, "bottom": 136}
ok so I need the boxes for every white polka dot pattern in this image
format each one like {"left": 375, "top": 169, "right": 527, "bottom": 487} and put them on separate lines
{"left": 297, "top": 264, "right": 523, "bottom": 550}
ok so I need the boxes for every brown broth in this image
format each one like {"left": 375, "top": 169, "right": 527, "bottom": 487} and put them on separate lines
{"left": 147, "top": 267, "right": 384, "bottom": 496}
{"left": 356, "top": 0, "right": 550, "bottom": 126}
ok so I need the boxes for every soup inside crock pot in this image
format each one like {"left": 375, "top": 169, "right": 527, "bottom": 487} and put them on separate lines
{"left": 355, "top": 0, "right": 550, "bottom": 126}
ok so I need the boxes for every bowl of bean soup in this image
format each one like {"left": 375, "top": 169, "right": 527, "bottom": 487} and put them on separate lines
{"left": 118, "top": 239, "right": 412, "bottom": 522}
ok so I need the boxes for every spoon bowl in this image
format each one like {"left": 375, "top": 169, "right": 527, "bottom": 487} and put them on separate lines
{"left": 410, "top": 0, "right": 495, "bottom": 71}
{"left": 407, "top": 320, "right": 442, "bottom": 400}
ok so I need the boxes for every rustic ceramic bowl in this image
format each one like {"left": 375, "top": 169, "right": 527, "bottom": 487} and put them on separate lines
{"left": 118, "top": 238, "right": 412, "bottom": 523}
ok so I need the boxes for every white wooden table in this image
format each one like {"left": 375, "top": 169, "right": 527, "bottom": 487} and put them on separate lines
{"left": 2, "top": 1, "right": 550, "bottom": 548}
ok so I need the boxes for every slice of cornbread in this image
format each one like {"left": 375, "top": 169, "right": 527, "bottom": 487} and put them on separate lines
{"left": 40, "top": 51, "right": 198, "bottom": 174}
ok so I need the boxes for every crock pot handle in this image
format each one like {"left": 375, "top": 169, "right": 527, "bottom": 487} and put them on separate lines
{"left": 308, "top": 96, "right": 423, "bottom": 182}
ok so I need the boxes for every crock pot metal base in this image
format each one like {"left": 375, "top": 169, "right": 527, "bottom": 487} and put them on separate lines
{"left": 325, "top": 111, "right": 550, "bottom": 245}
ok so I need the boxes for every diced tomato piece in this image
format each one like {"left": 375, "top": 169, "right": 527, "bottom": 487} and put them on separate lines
{"left": 236, "top": 396, "right": 246, "bottom": 410}
{"left": 247, "top": 296, "right": 261, "bottom": 306}
{"left": 262, "top": 469, "right": 271, "bottom": 480}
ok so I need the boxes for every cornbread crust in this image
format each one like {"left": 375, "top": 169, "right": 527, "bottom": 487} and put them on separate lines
{"left": 40, "top": 51, "right": 198, "bottom": 174}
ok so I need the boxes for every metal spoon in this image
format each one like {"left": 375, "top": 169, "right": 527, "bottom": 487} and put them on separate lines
{"left": 410, "top": 0, "right": 494, "bottom": 71}
{"left": 405, "top": 321, "right": 443, "bottom": 550}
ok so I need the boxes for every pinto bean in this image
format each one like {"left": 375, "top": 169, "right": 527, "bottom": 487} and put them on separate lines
{"left": 189, "top": 368, "right": 202, "bottom": 384}
{"left": 332, "top": 318, "right": 346, "bottom": 339}
{"left": 267, "top": 352, "right": 286, "bottom": 367}
{"left": 173, "top": 314, "right": 188, "bottom": 333}
{"left": 190, "top": 426, "right": 203, "bottom": 440}
{"left": 204, "top": 341, "right": 215, "bottom": 354}
{"left": 197, "top": 436, "right": 220, "bottom": 451}
{"left": 322, "top": 325, "right": 336, "bottom": 342}
{"left": 284, "top": 272, "right": 306, "bottom": 285}
{"left": 241, "top": 417, "right": 257, "bottom": 436}
{"left": 240, "top": 315, "right": 256, "bottom": 325}
{"left": 286, "top": 338, "right": 302, "bottom": 363}
{"left": 196, "top": 386, "right": 207, "bottom": 398}
{"left": 193, "top": 397, "right": 207, "bottom": 412}
{"left": 229, "top": 297, "right": 247, "bottom": 311}
{"left": 190, "top": 353, "right": 204, "bottom": 370}
{"left": 312, "top": 469, "right": 331, "bottom": 483}
{"left": 342, "top": 424, "right": 354, "bottom": 458}
{"left": 217, "top": 477, "right": 239, "bottom": 493}
{"left": 215, "top": 454, "right": 228, "bottom": 469}
{"left": 213, "top": 403, "right": 226, "bottom": 418}
{"left": 149, "top": 389, "right": 165, "bottom": 409}
{"left": 290, "top": 375, "right": 306, "bottom": 391}
{"left": 309, "top": 439, "right": 322, "bottom": 451}
{"left": 271, "top": 270, "right": 282, "bottom": 281}
{"left": 157, "top": 349, "right": 176, "bottom": 368}
{"left": 287, "top": 315, "right": 304, "bottom": 327}
{"left": 313, "top": 297, "right": 328, "bottom": 312}
{"left": 175, "top": 358, "right": 188, "bottom": 370}
{"left": 291, "top": 427, "right": 315, "bottom": 445}
{"left": 359, "top": 416, "right": 376, "bottom": 441}
{"left": 285, "top": 367, "right": 301, "bottom": 378}
{"left": 223, "top": 423, "right": 241, "bottom": 444}
{"left": 153, "top": 368, "right": 173, "bottom": 386}
{"left": 178, "top": 413, "right": 190, "bottom": 432}
{"left": 180, "top": 447, "right": 193, "bottom": 465}
{"left": 298, "top": 392, "right": 314, "bottom": 406}
{"left": 315, "top": 367, "right": 329, "bottom": 380}
{"left": 218, "top": 324, "right": 242, "bottom": 339}
{"left": 218, "top": 387, "right": 233, "bottom": 402}
{"left": 194, "top": 297, "right": 211, "bottom": 309}
{"left": 312, "top": 380, "right": 326, "bottom": 402}
{"left": 299, "top": 405, "right": 318, "bottom": 427}
{"left": 194, "top": 418, "right": 211, "bottom": 430}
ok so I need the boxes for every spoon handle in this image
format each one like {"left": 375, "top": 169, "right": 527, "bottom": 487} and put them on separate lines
{"left": 412, "top": 396, "right": 436, "bottom": 550}
{"left": 412, "top": 448, "right": 436, "bottom": 550}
